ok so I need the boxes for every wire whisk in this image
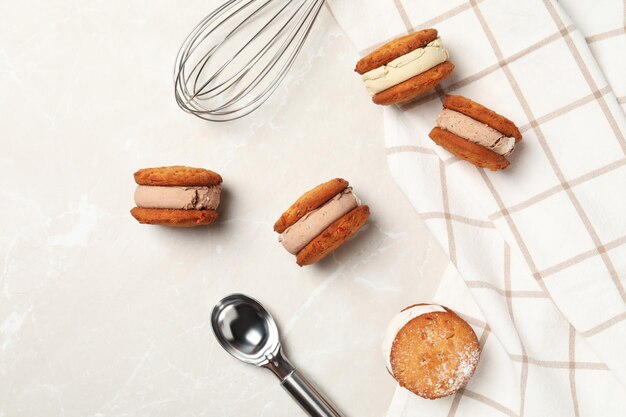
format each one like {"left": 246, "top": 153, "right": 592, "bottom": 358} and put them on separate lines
{"left": 174, "top": 0, "right": 325, "bottom": 122}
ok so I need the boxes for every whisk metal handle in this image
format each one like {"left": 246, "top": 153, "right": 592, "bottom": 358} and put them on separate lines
{"left": 281, "top": 370, "right": 344, "bottom": 417}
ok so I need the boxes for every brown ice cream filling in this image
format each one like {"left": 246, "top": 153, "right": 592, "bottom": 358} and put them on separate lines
{"left": 436, "top": 109, "right": 515, "bottom": 156}
{"left": 279, "top": 188, "right": 359, "bottom": 255}
{"left": 134, "top": 185, "right": 221, "bottom": 210}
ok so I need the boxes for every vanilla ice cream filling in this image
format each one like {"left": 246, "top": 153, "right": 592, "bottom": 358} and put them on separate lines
{"left": 361, "top": 38, "right": 449, "bottom": 96}
{"left": 279, "top": 188, "right": 359, "bottom": 255}
{"left": 436, "top": 109, "right": 516, "bottom": 156}
{"left": 382, "top": 304, "right": 447, "bottom": 374}
{"left": 134, "top": 185, "right": 221, "bottom": 210}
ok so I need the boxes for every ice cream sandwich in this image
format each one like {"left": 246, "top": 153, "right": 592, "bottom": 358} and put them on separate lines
{"left": 131, "top": 166, "right": 222, "bottom": 227}
{"left": 355, "top": 29, "right": 454, "bottom": 105}
{"left": 274, "top": 178, "right": 370, "bottom": 266}
{"left": 430, "top": 95, "right": 522, "bottom": 171}
{"left": 383, "top": 304, "right": 480, "bottom": 399}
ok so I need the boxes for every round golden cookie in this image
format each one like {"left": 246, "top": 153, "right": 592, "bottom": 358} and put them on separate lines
{"left": 130, "top": 207, "right": 218, "bottom": 227}
{"left": 390, "top": 305, "right": 480, "bottom": 399}
{"left": 134, "top": 166, "right": 222, "bottom": 187}
{"left": 296, "top": 205, "right": 370, "bottom": 266}
{"left": 429, "top": 127, "right": 510, "bottom": 171}
{"left": 373, "top": 61, "right": 455, "bottom": 106}
{"left": 443, "top": 95, "right": 522, "bottom": 142}
{"left": 274, "top": 178, "right": 349, "bottom": 233}
{"left": 355, "top": 28, "right": 439, "bottom": 74}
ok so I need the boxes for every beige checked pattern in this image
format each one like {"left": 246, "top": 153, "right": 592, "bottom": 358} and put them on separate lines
{"left": 562, "top": 0, "right": 626, "bottom": 116}
{"left": 326, "top": 0, "right": 626, "bottom": 416}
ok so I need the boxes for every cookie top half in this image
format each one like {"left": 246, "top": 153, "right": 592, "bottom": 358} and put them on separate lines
{"left": 274, "top": 178, "right": 349, "bottom": 233}
{"left": 390, "top": 307, "right": 480, "bottom": 399}
{"left": 355, "top": 29, "right": 439, "bottom": 75}
{"left": 134, "top": 166, "right": 223, "bottom": 187}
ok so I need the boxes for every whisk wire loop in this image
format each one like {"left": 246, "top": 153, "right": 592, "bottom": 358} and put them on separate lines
{"left": 174, "top": 0, "right": 325, "bottom": 122}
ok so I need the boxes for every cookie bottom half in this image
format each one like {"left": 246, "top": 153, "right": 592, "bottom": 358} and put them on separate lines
{"left": 130, "top": 207, "right": 218, "bottom": 227}
{"left": 296, "top": 205, "right": 370, "bottom": 266}
{"left": 373, "top": 61, "right": 454, "bottom": 106}
{"left": 429, "top": 127, "right": 510, "bottom": 171}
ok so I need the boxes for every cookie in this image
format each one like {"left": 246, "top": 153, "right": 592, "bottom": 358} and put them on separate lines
{"left": 355, "top": 29, "right": 453, "bottom": 105}
{"left": 430, "top": 95, "right": 522, "bottom": 170}
{"left": 131, "top": 165, "right": 223, "bottom": 227}
{"left": 384, "top": 304, "right": 481, "bottom": 399}
{"left": 274, "top": 179, "right": 369, "bottom": 266}
{"left": 296, "top": 205, "right": 370, "bottom": 266}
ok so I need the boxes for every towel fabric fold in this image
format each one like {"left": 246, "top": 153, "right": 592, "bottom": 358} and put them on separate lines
{"left": 327, "top": 1, "right": 626, "bottom": 415}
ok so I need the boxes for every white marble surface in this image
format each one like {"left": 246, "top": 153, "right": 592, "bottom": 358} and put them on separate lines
{"left": 0, "top": 2, "right": 450, "bottom": 416}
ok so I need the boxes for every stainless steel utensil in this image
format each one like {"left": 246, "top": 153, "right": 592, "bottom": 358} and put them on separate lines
{"left": 175, "top": 0, "right": 325, "bottom": 122}
{"left": 211, "top": 293, "right": 343, "bottom": 417}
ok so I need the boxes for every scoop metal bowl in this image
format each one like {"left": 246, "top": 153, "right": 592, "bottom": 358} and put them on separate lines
{"left": 211, "top": 294, "right": 343, "bottom": 417}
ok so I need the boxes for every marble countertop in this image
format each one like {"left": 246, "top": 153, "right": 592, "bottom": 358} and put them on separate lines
{"left": 0, "top": 2, "right": 450, "bottom": 416}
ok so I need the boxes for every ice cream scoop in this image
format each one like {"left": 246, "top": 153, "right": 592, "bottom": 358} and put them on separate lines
{"left": 211, "top": 294, "right": 344, "bottom": 417}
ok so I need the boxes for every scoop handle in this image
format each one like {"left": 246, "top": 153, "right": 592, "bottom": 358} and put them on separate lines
{"left": 280, "top": 370, "right": 343, "bottom": 417}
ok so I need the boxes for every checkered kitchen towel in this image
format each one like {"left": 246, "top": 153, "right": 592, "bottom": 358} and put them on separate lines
{"left": 326, "top": 1, "right": 626, "bottom": 416}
